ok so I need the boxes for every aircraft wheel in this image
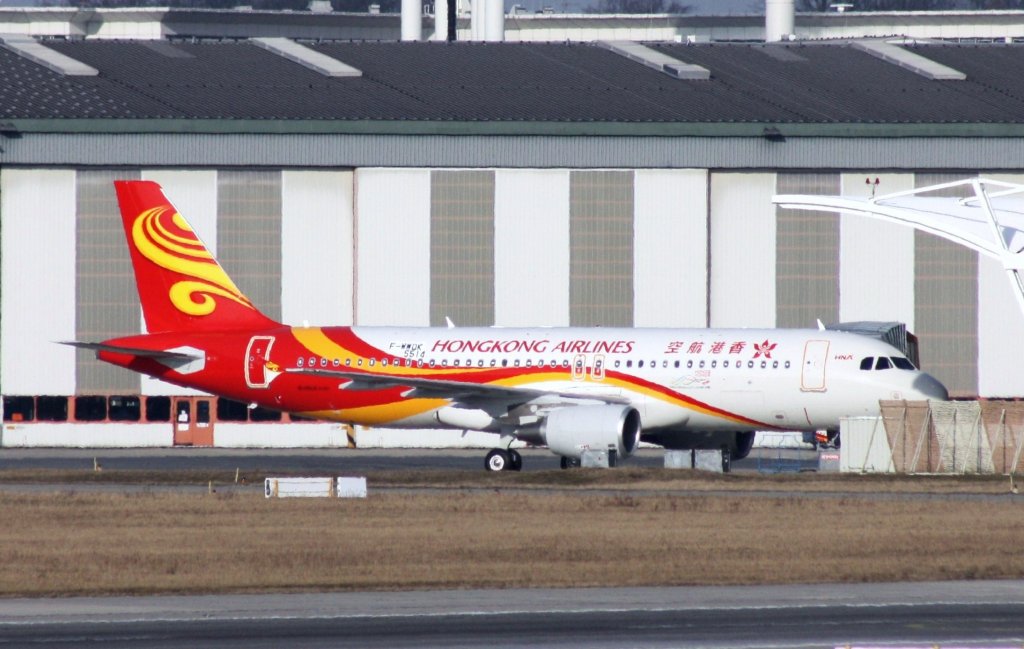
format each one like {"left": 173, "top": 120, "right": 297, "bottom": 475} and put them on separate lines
{"left": 485, "top": 448, "right": 510, "bottom": 472}
{"left": 559, "top": 456, "right": 581, "bottom": 470}
{"left": 508, "top": 449, "right": 523, "bottom": 472}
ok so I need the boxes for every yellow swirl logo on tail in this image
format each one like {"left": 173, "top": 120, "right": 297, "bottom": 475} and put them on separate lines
{"left": 132, "top": 206, "right": 257, "bottom": 317}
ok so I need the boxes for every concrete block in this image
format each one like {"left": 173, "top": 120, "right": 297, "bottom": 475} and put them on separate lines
{"left": 818, "top": 450, "right": 841, "bottom": 473}
{"left": 694, "top": 449, "right": 725, "bottom": 473}
{"left": 581, "top": 449, "right": 610, "bottom": 468}
{"left": 664, "top": 450, "right": 693, "bottom": 469}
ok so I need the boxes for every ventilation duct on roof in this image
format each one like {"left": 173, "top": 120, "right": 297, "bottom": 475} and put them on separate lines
{"left": 250, "top": 37, "right": 362, "bottom": 77}
{"left": 852, "top": 40, "right": 966, "bottom": 81}
{"left": 401, "top": 0, "right": 423, "bottom": 41}
{"left": 765, "top": 0, "right": 795, "bottom": 43}
{"left": 470, "top": 0, "right": 503, "bottom": 41}
{"left": 597, "top": 41, "right": 710, "bottom": 80}
{"left": 0, "top": 35, "right": 97, "bottom": 76}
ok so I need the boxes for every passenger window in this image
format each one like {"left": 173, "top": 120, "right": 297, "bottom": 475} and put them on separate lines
{"left": 687, "top": 360, "right": 693, "bottom": 369}
{"left": 320, "top": 358, "right": 327, "bottom": 367}
{"left": 860, "top": 357, "right": 874, "bottom": 370}
{"left": 526, "top": 360, "right": 533, "bottom": 367}
{"left": 674, "top": 361, "right": 680, "bottom": 368}
{"left": 626, "top": 360, "right": 633, "bottom": 368}
{"left": 454, "top": 360, "right": 461, "bottom": 367}
{"left": 723, "top": 361, "right": 729, "bottom": 368}
{"left": 639, "top": 360, "right": 645, "bottom": 368}
{"left": 430, "top": 359, "right": 436, "bottom": 367}
{"left": 345, "top": 358, "right": 352, "bottom": 366}
{"left": 748, "top": 361, "right": 754, "bottom": 368}
{"left": 875, "top": 357, "right": 891, "bottom": 370}
{"left": 711, "top": 360, "right": 717, "bottom": 368}
{"left": 297, "top": 357, "right": 304, "bottom": 368}
{"left": 490, "top": 359, "right": 497, "bottom": 367}
{"left": 333, "top": 358, "right": 340, "bottom": 367}
{"left": 501, "top": 359, "right": 508, "bottom": 367}
{"left": 369, "top": 359, "right": 376, "bottom": 367}
{"left": 441, "top": 360, "right": 448, "bottom": 367}
{"left": 784, "top": 361, "right": 791, "bottom": 369}
{"left": 699, "top": 360, "right": 705, "bottom": 369}
{"left": 615, "top": 360, "right": 621, "bottom": 368}
{"left": 772, "top": 361, "right": 778, "bottom": 369}
{"left": 309, "top": 357, "right": 315, "bottom": 367}
{"left": 760, "top": 361, "right": 767, "bottom": 369}
{"left": 514, "top": 359, "right": 521, "bottom": 367}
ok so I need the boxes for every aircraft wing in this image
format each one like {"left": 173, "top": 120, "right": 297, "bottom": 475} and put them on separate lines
{"left": 61, "top": 341, "right": 203, "bottom": 361}
{"left": 287, "top": 367, "right": 629, "bottom": 405}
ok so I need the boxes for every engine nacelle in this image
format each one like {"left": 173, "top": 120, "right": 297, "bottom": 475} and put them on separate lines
{"left": 541, "top": 405, "right": 641, "bottom": 460}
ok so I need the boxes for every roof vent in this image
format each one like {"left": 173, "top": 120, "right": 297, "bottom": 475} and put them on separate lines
{"left": 0, "top": 35, "right": 98, "bottom": 76}
{"left": 597, "top": 41, "right": 709, "bottom": 81}
{"left": 852, "top": 40, "right": 966, "bottom": 81}
{"left": 250, "top": 37, "right": 361, "bottom": 78}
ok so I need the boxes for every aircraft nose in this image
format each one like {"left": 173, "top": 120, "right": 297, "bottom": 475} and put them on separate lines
{"left": 912, "top": 372, "right": 949, "bottom": 401}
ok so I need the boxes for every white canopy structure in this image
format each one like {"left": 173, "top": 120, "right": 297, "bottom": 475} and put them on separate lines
{"left": 774, "top": 178, "right": 1024, "bottom": 320}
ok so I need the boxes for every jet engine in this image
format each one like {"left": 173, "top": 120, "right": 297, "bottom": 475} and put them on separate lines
{"left": 541, "top": 405, "right": 641, "bottom": 459}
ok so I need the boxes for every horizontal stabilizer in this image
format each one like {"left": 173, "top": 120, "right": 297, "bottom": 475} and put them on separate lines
{"left": 61, "top": 341, "right": 203, "bottom": 361}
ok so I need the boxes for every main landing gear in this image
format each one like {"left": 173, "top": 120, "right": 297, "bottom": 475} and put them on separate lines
{"left": 559, "top": 456, "right": 581, "bottom": 469}
{"left": 484, "top": 448, "right": 523, "bottom": 472}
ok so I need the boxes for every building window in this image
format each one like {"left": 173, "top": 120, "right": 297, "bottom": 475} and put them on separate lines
{"left": 36, "top": 396, "right": 68, "bottom": 422}
{"left": 3, "top": 396, "right": 35, "bottom": 422}
{"left": 217, "top": 398, "right": 249, "bottom": 422}
{"left": 569, "top": 170, "right": 634, "bottom": 327}
{"left": 217, "top": 170, "right": 283, "bottom": 321}
{"left": 146, "top": 397, "right": 171, "bottom": 422}
{"left": 108, "top": 395, "right": 141, "bottom": 422}
{"left": 430, "top": 170, "right": 495, "bottom": 327}
{"left": 74, "top": 396, "right": 107, "bottom": 422}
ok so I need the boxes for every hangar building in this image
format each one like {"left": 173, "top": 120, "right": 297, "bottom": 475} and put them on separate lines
{"left": 2, "top": 35, "right": 1023, "bottom": 444}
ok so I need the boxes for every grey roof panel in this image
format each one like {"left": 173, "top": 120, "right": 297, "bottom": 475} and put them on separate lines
{"left": 0, "top": 40, "right": 1023, "bottom": 125}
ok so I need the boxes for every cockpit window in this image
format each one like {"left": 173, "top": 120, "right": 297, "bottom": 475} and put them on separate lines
{"left": 860, "top": 357, "right": 873, "bottom": 370}
{"left": 891, "top": 356, "right": 915, "bottom": 370}
{"left": 875, "top": 357, "right": 891, "bottom": 370}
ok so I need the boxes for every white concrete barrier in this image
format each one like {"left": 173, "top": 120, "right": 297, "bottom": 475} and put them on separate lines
{"left": 264, "top": 477, "right": 334, "bottom": 498}
{"left": 336, "top": 477, "right": 367, "bottom": 498}
{"left": 0, "top": 423, "right": 170, "bottom": 447}
{"left": 215, "top": 423, "right": 352, "bottom": 448}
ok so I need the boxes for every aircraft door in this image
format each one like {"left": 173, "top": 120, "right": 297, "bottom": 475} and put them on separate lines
{"left": 246, "top": 336, "right": 276, "bottom": 389}
{"left": 572, "top": 354, "right": 586, "bottom": 381}
{"left": 801, "top": 340, "right": 830, "bottom": 392}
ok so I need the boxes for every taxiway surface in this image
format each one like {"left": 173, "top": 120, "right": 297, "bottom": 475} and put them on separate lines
{"left": 2, "top": 581, "right": 1023, "bottom": 648}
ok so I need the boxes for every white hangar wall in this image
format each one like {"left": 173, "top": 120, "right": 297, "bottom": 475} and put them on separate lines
{"left": 1, "top": 165, "right": 1019, "bottom": 445}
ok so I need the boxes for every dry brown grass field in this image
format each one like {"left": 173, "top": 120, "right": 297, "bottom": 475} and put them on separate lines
{"left": 2, "top": 470, "right": 1023, "bottom": 597}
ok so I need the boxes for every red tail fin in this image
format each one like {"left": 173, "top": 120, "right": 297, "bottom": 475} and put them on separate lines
{"left": 115, "top": 180, "right": 279, "bottom": 333}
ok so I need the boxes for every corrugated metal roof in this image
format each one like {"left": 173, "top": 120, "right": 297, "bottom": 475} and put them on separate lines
{"left": 2, "top": 40, "right": 1024, "bottom": 126}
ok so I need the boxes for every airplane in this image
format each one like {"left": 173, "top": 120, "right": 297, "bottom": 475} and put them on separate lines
{"left": 70, "top": 180, "right": 950, "bottom": 471}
